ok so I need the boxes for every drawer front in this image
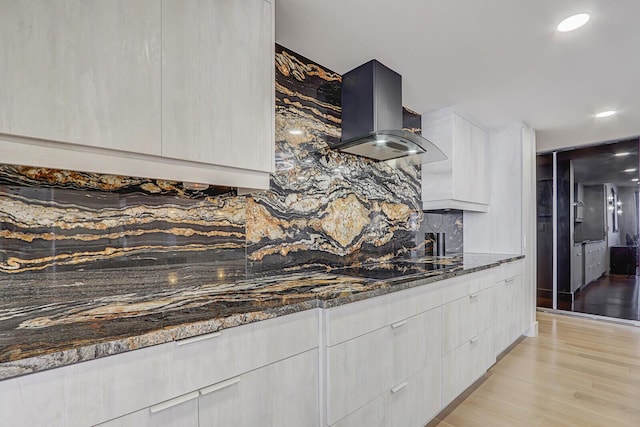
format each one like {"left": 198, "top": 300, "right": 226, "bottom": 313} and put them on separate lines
{"left": 326, "top": 280, "right": 445, "bottom": 347}
{"left": 326, "top": 308, "right": 440, "bottom": 425}
{"left": 442, "top": 327, "right": 494, "bottom": 407}
{"left": 333, "top": 364, "right": 441, "bottom": 427}
{"left": 387, "top": 363, "right": 442, "bottom": 427}
{"left": 170, "top": 309, "right": 319, "bottom": 396}
{"left": 198, "top": 348, "right": 319, "bottom": 427}
{"left": 493, "top": 259, "right": 524, "bottom": 283}
{"left": 326, "top": 324, "right": 393, "bottom": 425}
{"left": 442, "top": 286, "right": 493, "bottom": 355}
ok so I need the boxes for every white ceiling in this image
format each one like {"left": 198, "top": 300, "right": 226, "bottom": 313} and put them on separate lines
{"left": 275, "top": 0, "right": 640, "bottom": 153}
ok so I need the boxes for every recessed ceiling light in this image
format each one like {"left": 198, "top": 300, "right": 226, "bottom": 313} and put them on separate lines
{"left": 624, "top": 168, "right": 637, "bottom": 172}
{"left": 632, "top": 178, "right": 639, "bottom": 182}
{"left": 557, "top": 13, "right": 590, "bottom": 32}
{"left": 288, "top": 129, "right": 304, "bottom": 135}
{"left": 595, "top": 110, "right": 616, "bottom": 118}
{"left": 407, "top": 149, "right": 418, "bottom": 155}
{"left": 615, "top": 152, "right": 631, "bottom": 157}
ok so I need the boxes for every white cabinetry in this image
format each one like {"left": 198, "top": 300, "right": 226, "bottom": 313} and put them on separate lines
{"left": 161, "top": 0, "right": 274, "bottom": 173}
{"left": 421, "top": 107, "right": 490, "bottom": 212}
{"left": 324, "top": 281, "right": 444, "bottom": 427}
{"left": 584, "top": 240, "right": 607, "bottom": 285}
{"left": 0, "top": 0, "right": 274, "bottom": 190}
{"left": 0, "top": 0, "right": 161, "bottom": 155}
{"left": 326, "top": 308, "right": 441, "bottom": 426}
{"left": 440, "top": 271, "right": 496, "bottom": 407}
{"left": 99, "top": 349, "right": 318, "bottom": 427}
{"left": 571, "top": 244, "right": 584, "bottom": 293}
{"left": 494, "top": 263, "right": 526, "bottom": 357}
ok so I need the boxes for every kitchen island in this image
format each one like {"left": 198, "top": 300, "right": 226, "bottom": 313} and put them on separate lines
{"left": 0, "top": 253, "right": 527, "bottom": 427}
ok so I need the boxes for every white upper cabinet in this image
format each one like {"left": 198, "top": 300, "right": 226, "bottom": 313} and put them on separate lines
{"left": 0, "top": 0, "right": 274, "bottom": 190}
{"left": 421, "top": 107, "right": 490, "bottom": 212}
{"left": 161, "top": 0, "right": 275, "bottom": 173}
{"left": 0, "top": 0, "right": 162, "bottom": 155}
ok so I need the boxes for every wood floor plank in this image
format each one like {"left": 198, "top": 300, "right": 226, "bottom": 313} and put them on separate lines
{"left": 430, "top": 312, "right": 640, "bottom": 427}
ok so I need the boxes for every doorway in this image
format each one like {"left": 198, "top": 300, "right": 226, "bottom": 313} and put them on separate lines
{"left": 536, "top": 139, "right": 640, "bottom": 321}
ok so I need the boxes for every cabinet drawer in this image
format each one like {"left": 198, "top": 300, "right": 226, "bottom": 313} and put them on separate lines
{"left": 441, "top": 286, "right": 493, "bottom": 355}
{"left": 326, "top": 308, "right": 440, "bottom": 425}
{"left": 332, "top": 363, "right": 441, "bottom": 427}
{"left": 170, "top": 308, "right": 319, "bottom": 397}
{"left": 325, "top": 280, "right": 444, "bottom": 347}
{"left": 442, "top": 327, "right": 495, "bottom": 407}
{"left": 198, "top": 348, "right": 319, "bottom": 427}
{"left": 493, "top": 260, "right": 524, "bottom": 283}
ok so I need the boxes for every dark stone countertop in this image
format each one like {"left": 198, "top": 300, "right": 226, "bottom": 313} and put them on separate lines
{"left": 0, "top": 252, "right": 523, "bottom": 380}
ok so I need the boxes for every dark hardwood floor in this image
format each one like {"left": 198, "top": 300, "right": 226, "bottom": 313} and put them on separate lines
{"left": 573, "top": 272, "right": 640, "bottom": 321}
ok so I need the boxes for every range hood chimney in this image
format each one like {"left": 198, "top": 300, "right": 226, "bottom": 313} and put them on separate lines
{"left": 334, "top": 60, "right": 446, "bottom": 168}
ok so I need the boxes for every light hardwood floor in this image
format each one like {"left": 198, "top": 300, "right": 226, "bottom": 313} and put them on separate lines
{"left": 430, "top": 311, "right": 640, "bottom": 426}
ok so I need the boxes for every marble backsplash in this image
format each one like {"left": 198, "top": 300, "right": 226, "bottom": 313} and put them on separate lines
{"left": 416, "top": 211, "right": 464, "bottom": 256}
{"left": 0, "top": 45, "right": 460, "bottom": 276}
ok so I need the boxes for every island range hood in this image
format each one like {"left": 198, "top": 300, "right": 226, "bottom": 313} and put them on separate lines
{"left": 334, "top": 60, "right": 446, "bottom": 168}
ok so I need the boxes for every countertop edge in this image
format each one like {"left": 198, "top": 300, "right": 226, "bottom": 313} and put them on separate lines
{"left": 0, "top": 255, "right": 524, "bottom": 381}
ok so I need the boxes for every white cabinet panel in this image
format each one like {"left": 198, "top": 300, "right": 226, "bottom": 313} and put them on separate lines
{"left": 442, "top": 327, "right": 494, "bottom": 407}
{"left": 0, "top": 0, "right": 161, "bottom": 155}
{"left": 326, "top": 321, "right": 393, "bottom": 425}
{"left": 333, "top": 352, "right": 441, "bottom": 427}
{"left": 199, "top": 349, "right": 319, "bottom": 427}
{"left": 161, "top": 0, "right": 274, "bottom": 173}
{"left": 441, "top": 286, "right": 493, "bottom": 355}
{"left": 494, "top": 274, "right": 524, "bottom": 356}
{"left": 326, "top": 278, "right": 444, "bottom": 347}
{"left": 422, "top": 107, "right": 490, "bottom": 212}
{"left": 326, "top": 307, "right": 440, "bottom": 426}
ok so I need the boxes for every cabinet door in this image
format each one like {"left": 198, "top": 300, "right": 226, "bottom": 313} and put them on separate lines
{"left": 452, "top": 116, "right": 489, "bottom": 205}
{"left": 0, "top": 0, "right": 161, "bottom": 155}
{"left": 162, "top": 0, "right": 274, "bottom": 173}
{"left": 198, "top": 349, "right": 318, "bottom": 427}
{"left": 96, "top": 393, "right": 199, "bottom": 427}
{"left": 470, "top": 123, "right": 490, "bottom": 204}
{"left": 495, "top": 274, "right": 525, "bottom": 357}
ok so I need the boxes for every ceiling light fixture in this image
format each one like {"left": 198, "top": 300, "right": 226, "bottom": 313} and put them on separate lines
{"left": 557, "top": 13, "right": 590, "bottom": 32}
{"left": 632, "top": 178, "right": 639, "bottom": 182}
{"left": 624, "top": 168, "right": 637, "bottom": 172}
{"left": 595, "top": 110, "right": 616, "bottom": 118}
{"left": 615, "top": 152, "right": 631, "bottom": 157}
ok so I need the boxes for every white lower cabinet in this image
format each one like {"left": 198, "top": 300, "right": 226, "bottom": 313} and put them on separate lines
{"left": 326, "top": 304, "right": 442, "bottom": 427}
{"left": 198, "top": 348, "right": 318, "bottom": 427}
{"left": 334, "top": 362, "right": 441, "bottom": 427}
{"left": 494, "top": 273, "right": 525, "bottom": 356}
{"left": 441, "top": 286, "right": 493, "bottom": 355}
{"left": 441, "top": 327, "right": 494, "bottom": 407}
{"left": 98, "top": 348, "right": 318, "bottom": 427}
